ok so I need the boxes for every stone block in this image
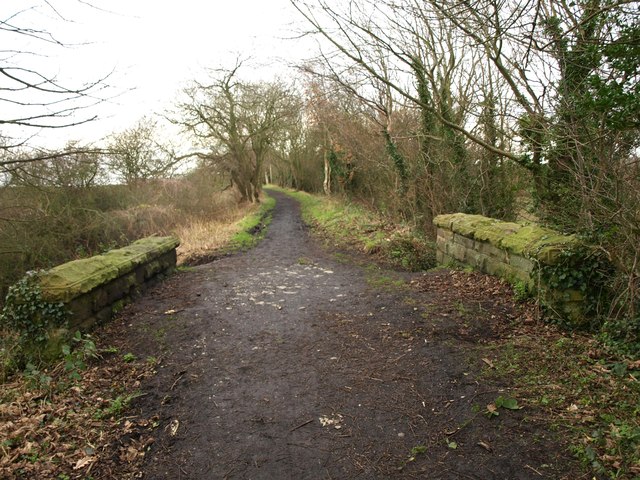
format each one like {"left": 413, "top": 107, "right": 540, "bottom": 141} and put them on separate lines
{"left": 437, "top": 251, "right": 456, "bottom": 266}
{"left": 477, "top": 241, "right": 507, "bottom": 261}
{"left": 511, "top": 268, "right": 532, "bottom": 283}
{"left": 484, "top": 258, "right": 519, "bottom": 280}
{"left": 446, "top": 242, "right": 467, "bottom": 262}
{"left": 483, "top": 257, "right": 501, "bottom": 276}
{"left": 508, "top": 254, "right": 534, "bottom": 274}
{"left": 465, "top": 249, "right": 488, "bottom": 270}
{"left": 437, "top": 228, "right": 454, "bottom": 242}
{"left": 454, "top": 233, "right": 475, "bottom": 249}
{"left": 67, "top": 294, "right": 93, "bottom": 323}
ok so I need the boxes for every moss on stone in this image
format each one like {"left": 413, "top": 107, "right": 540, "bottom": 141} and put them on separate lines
{"left": 434, "top": 214, "right": 589, "bottom": 325}
{"left": 434, "top": 214, "right": 576, "bottom": 264}
{"left": 39, "top": 236, "right": 179, "bottom": 303}
{"left": 435, "top": 213, "right": 496, "bottom": 238}
{"left": 500, "top": 225, "right": 576, "bottom": 258}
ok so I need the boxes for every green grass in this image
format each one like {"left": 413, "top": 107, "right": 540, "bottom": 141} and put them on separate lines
{"left": 95, "top": 391, "right": 142, "bottom": 419}
{"left": 271, "top": 186, "right": 435, "bottom": 271}
{"left": 228, "top": 192, "right": 276, "bottom": 251}
{"left": 366, "top": 273, "right": 405, "bottom": 289}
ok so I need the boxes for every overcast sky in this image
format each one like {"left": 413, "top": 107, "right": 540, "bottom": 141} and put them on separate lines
{"left": 2, "top": 0, "right": 315, "bottom": 147}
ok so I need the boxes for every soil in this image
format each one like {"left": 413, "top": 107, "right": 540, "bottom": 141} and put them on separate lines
{"left": 111, "top": 190, "right": 579, "bottom": 479}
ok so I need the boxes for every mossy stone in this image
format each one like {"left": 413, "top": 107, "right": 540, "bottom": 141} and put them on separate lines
{"left": 434, "top": 214, "right": 577, "bottom": 265}
{"left": 38, "top": 236, "right": 179, "bottom": 303}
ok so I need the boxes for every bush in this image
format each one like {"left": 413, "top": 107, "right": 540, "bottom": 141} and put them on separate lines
{"left": 0, "top": 168, "right": 238, "bottom": 308}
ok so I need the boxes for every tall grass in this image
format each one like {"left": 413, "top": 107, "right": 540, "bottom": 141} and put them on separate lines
{"left": 0, "top": 171, "right": 254, "bottom": 306}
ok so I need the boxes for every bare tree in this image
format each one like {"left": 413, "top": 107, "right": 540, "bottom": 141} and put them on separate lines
{"left": 176, "top": 63, "right": 301, "bottom": 203}
{"left": 293, "top": 0, "right": 640, "bottom": 337}
{"left": 5, "top": 141, "right": 103, "bottom": 188}
{"left": 107, "top": 117, "right": 181, "bottom": 186}
{"left": 0, "top": 1, "right": 109, "bottom": 155}
{"left": 292, "top": 0, "right": 522, "bottom": 225}
{"left": 291, "top": 0, "right": 520, "bottom": 161}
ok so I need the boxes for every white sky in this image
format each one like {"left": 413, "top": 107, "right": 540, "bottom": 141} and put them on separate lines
{"left": 1, "top": 0, "right": 315, "bottom": 148}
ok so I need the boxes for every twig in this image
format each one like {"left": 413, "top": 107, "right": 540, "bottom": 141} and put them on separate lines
{"left": 290, "top": 419, "right": 314, "bottom": 432}
{"left": 170, "top": 373, "right": 185, "bottom": 391}
{"left": 525, "top": 464, "right": 544, "bottom": 476}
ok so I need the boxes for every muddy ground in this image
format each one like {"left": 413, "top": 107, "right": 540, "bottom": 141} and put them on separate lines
{"left": 111, "top": 190, "right": 580, "bottom": 479}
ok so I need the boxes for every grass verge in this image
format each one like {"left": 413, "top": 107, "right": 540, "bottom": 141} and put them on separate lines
{"left": 227, "top": 192, "right": 276, "bottom": 251}
{"left": 176, "top": 191, "right": 275, "bottom": 265}
{"left": 416, "top": 270, "right": 639, "bottom": 478}
{"left": 270, "top": 186, "right": 434, "bottom": 271}
{"left": 483, "top": 322, "right": 640, "bottom": 478}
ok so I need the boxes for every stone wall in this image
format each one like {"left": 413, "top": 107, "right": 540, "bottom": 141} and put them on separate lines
{"left": 433, "top": 213, "right": 584, "bottom": 322}
{"left": 1, "top": 236, "right": 179, "bottom": 362}
{"left": 37, "top": 236, "right": 180, "bottom": 333}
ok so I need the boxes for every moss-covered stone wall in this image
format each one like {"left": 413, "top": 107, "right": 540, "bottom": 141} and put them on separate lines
{"left": 433, "top": 213, "right": 584, "bottom": 322}
{"left": 42, "top": 236, "right": 179, "bottom": 332}
{"left": 1, "top": 236, "right": 179, "bottom": 362}
{"left": 41, "top": 235, "right": 177, "bottom": 330}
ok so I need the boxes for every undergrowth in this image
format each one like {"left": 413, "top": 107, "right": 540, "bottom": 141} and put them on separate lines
{"left": 0, "top": 188, "right": 275, "bottom": 476}
{"left": 0, "top": 331, "right": 155, "bottom": 479}
{"left": 271, "top": 186, "right": 434, "bottom": 271}
{"left": 483, "top": 327, "right": 640, "bottom": 479}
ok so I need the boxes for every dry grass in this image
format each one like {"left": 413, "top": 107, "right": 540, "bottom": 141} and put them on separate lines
{"left": 174, "top": 202, "right": 259, "bottom": 265}
{"left": 0, "top": 175, "right": 250, "bottom": 304}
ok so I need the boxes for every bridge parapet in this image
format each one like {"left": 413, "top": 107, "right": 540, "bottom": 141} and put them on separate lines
{"left": 433, "top": 214, "right": 587, "bottom": 324}
{"left": 1, "top": 236, "right": 179, "bottom": 361}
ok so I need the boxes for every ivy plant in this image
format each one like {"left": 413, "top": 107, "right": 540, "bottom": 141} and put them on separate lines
{"left": 537, "top": 245, "right": 613, "bottom": 327}
{"left": 0, "top": 271, "right": 68, "bottom": 347}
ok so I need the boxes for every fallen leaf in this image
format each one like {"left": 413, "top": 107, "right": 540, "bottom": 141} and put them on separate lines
{"left": 627, "top": 360, "right": 640, "bottom": 370}
{"left": 499, "top": 397, "right": 520, "bottom": 410}
{"left": 123, "top": 420, "right": 134, "bottom": 433}
{"left": 167, "top": 419, "right": 180, "bottom": 436}
{"left": 477, "top": 440, "right": 492, "bottom": 452}
{"left": 319, "top": 414, "right": 343, "bottom": 428}
{"left": 73, "top": 456, "right": 94, "bottom": 470}
{"left": 482, "top": 358, "right": 495, "bottom": 369}
{"left": 124, "top": 445, "right": 139, "bottom": 462}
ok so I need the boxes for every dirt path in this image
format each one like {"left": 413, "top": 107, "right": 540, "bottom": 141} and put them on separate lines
{"left": 118, "top": 190, "right": 576, "bottom": 479}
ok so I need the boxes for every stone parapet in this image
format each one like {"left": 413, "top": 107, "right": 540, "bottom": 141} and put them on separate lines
{"left": 2, "top": 236, "right": 179, "bottom": 361}
{"left": 39, "top": 236, "right": 179, "bottom": 331}
{"left": 433, "top": 214, "right": 584, "bottom": 323}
